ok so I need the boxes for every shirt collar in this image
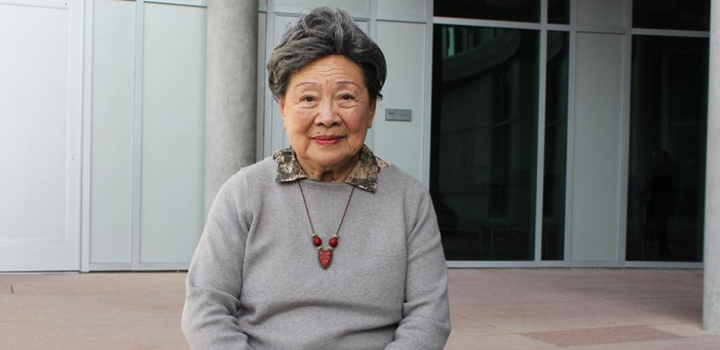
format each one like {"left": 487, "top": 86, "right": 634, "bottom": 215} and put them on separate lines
{"left": 273, "top": 145, "right": 388, "bottom": 193}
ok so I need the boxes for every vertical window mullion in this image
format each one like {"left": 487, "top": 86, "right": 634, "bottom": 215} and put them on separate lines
{"left": 535, "top": 0, "right": 549, "bottom": 262}
{"left": 563, "top": 0, "right": 578, "bottom": 264}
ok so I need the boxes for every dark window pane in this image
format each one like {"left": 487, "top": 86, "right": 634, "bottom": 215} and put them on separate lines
{"left": 548, "top": 0, "right": 569, "bottom": 24}
{"left": 626, "top": 36, "right": 708, "bottom": 262}
{"left": 542, "top": 32, "right": 569, "bottom": 261}
{"left": 431, "top": 25, "right": 539, "bottom": 261}
{"left": 633, "top": 0, "right": 710, "bottom": 31}
{"left": 435, "top": 0, "right": 540, "bottom": 23}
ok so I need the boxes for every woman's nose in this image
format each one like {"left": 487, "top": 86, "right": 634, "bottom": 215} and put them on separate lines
{"left": 314, "top": 101, "right": 341, "bottom": 127}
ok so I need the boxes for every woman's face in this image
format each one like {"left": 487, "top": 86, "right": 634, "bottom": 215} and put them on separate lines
{"left": 279, "top": 55, "right": 376, "bottom": 174}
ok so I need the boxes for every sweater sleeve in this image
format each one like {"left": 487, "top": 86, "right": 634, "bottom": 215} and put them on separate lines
{"left": 182, "top": 172, "right": 251, "bottom": 350}
{"left": 384, "top": 182, "right": 451, "bottom": 350}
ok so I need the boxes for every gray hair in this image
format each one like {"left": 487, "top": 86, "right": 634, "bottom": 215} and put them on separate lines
{"left": 267, "top": 7, "right": 387, "bottom": 101}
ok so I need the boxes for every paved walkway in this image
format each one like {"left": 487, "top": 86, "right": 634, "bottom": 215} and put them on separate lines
{"left": 0, "top": 269, "right": 718, "bottom": 349}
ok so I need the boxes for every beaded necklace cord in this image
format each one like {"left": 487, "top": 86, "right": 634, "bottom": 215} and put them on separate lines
{"left": 297, "top": 181, "right": 355, "bottom": 270}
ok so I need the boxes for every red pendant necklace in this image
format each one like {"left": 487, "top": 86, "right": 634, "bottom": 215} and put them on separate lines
{"left": 297, "top": 181, "right": 355, "bottom": 270}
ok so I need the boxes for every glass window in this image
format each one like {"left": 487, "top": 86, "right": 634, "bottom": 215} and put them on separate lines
{"left": 548, "top": 0, "right": 569, "bottom": 24}
{"left": 431, "top": 25, "right": 539, "bottom": 261}
{"left": 633, "top": 0, "right": 710, "bottom": 31}
{"left": 542, "top": 31, "right": 569, "bottom": 261}
{"left": 434, "top": 0, "right": 540, "bottom": 23}
{"left": 626, "top": 36, "right": 708, "bottom": 262}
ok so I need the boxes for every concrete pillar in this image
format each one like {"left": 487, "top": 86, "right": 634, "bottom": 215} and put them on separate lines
{"left": 704, "top": 0, "right": 720, "bottom": 334}
{"left": 204, "top": 0, "right": 258, "bottom": 216}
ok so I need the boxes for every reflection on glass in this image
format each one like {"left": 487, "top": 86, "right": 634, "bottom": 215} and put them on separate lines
{"left": 434, "top": 0, "right": 540, "bottom": 23}
{"left": 548, "top": 0, "right": 569, "bottom": 24}
{"left": 626, "top": 36, "right": 708, "bottom": 262}
{"left": 542, "top": 32, "right": 568, "bottom": 261}
{"left": 431, "top": 25, "right": 539, "bottom": 261}
{"left": 633, "top": 0, "right": 710, "bottom": 31}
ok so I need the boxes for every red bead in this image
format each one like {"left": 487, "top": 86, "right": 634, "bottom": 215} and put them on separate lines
{"left": 312, "top": 236, "right": 322, "bottom": 247}
{"left": 329, "top": 236, "right": 338, "bottom": 248}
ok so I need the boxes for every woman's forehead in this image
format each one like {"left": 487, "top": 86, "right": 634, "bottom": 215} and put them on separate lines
{"left": 291, "top": 80, "right": 362, "bottom": 92}
{"left": 290, "top": 56, "right": 364, "bottom": 85}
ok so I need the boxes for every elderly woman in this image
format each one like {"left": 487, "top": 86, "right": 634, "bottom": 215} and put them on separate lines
{"left": 182, "top": 7, "right": 450, "bottom": 350}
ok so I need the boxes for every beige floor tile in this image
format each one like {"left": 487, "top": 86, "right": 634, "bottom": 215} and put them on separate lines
{"left": 523, "top": 325, "right": 679, "bottom": 347}
{"left": 449, "top": 284, "right": 590, "bottom": 306}
{"left": 449, "top": 312, "right": 510, "bottom": 337}
{"left": 0, "top": 316, "right": 189, "bottom": 350}
{"left": 615, "top": 297, "right": 702, "bottom": 323}
{"left": 444, "top": 334, "right": 558, "bottom": 350}
{"left": 648, "top": 323, "right": 713, "bottom": 337}
{"left": 560, "top": 336, "right": 720, "bottom": 350}
{"left": 2, "top": 272, "right": 187, "bottom": 296}
{"left": 0, "top": 291, "right": 185, "bottom": 322}
{"left": 451, "top": 302, "right": 556, "bottom": 321}
{"left": 479, "top": 299, "right": 684, "bottom": 333}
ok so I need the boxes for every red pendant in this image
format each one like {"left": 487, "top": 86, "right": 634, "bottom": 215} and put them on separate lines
{"left": 318, "top": 249, "right": 333, "bottom": 269}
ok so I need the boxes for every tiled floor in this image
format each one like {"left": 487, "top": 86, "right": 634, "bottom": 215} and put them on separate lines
{"left": 0, "top": 269, "right": 718, "bottom": 349}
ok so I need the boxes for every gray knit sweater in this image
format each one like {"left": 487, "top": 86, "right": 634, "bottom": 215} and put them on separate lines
{"left": 181, "top": 157, "right": 450, "bottom": 350}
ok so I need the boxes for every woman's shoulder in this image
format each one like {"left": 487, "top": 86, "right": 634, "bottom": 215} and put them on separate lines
{"left": 240, "top": 156, "right": 277, "bottom": 178}
{"left": 376, "top": 162, "right": 428, "bottom": 200}
{"left": 223, "top": 157, "right": 277, "bottom": 190}
{"left": 375, "top": 163, "right": 435, "bottom": 233}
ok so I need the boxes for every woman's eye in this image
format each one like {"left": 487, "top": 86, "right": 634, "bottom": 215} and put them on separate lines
{"left": 340, "top": 94, "right": 354, "bottom": 100}
{"left": 300, "top": 95, "right": 315, "bottom": 102}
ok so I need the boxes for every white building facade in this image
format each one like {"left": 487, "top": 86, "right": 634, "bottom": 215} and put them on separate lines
{"left": 1, "top": 0, "right": 718, "bottom": 331}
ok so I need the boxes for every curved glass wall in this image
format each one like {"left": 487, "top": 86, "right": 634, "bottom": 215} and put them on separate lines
{"left": 431, "top": 25, "right": 539, "bottom": 261}
{"left": 435, "top": 0, "right": 540, "bottom": 23}
{"left": 633, "top": 0, "right": 710, "bottom": 31}
{"left": 431, "top": 0, "right": 708, "bottom": 265}
{"left": 626, "top": 36, "right": 708, "bottom": 262}
{"left": 548, "top": 0, "right": 569, "bottom": 24}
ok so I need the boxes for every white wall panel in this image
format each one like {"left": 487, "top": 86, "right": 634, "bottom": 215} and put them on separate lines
{"left": 577, "top": 0, "right": 625, "bottom": 27}
{"left": 377, "top": 0, "right": 425, "bottom": 17}
{"left": 90, "top": 0, "right": 135, "bottom": 264}
{"left": 374, "top": 21, "right": 426, "bottom": 181}
{"left": 571, "top": 33, "right": 624, "bottom": 262}
{"left": 141, "top": 3, "right": 206, "bottom": 263}
{"left": 0, "top": 1, "right": 81, "bottom": 271}
{"left": 0, "top": 4, "right": 68, "bottom": 241}
{"left": 274, "top": 0, "right": 368, "bottom": 13}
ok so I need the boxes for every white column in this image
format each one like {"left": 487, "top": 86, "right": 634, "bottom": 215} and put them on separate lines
{"left": 704, "top": 0, "right": 720, "bottom": 334}
{"left": 204, "top": 0, "right": 258, "bottom": 216}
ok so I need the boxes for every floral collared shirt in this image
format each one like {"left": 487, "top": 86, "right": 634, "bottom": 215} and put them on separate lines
{"left": 273, "top": 145, "right": 388, "bottom": 193}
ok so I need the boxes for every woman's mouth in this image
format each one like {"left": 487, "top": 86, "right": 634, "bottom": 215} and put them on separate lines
{"left": 313, "top": 135, "right": 345, "bottom": 146}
